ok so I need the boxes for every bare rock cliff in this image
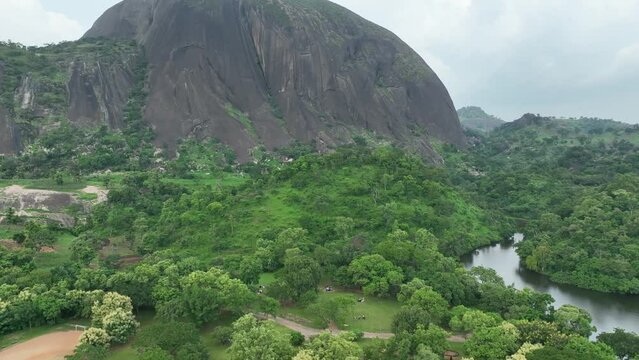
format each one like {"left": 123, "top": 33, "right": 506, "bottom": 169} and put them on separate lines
{"left": 84, "top": 0, "right": 465, "bottom": 160}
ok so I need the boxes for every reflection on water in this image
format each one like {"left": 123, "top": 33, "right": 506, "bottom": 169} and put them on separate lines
{"left": 461, "top": 234, "right": 639, "bottom": 336}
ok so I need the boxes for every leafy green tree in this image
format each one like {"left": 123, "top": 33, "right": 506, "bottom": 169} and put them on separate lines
{"left": 107, "top": 264, "right": 160, "bottom": 310}
{"left": 414, "top": 324, "right": 450, "bottom": 355}
{"left": 309, "top": 294, "right": 356, "bottom": 327}
{"left": 290, "top": 331, "right": 305, "bottom": 347}
{"left": 397, "top": 278, "right": 428, "bottom": 302}
{"left": 304, "top": 332, "right": 363, "bottom": 359}
{"left": 347, "top": 254, "right": 404, "bottom": 297}
{"left": 597, "top": 328, "right": 639, "bottom": 360}
{"left": 238, "top": 256, "right": 262, "bottom": 285}
{"left": 66, "top": 343, "right": 108, "bottom": 360}
{"left": 4, "top": 207, "right": 19, "bottom": 224}
{"left": 137, "top": 346, "right": 173, "bottom": 360}
{"left": 91, "top": 292, "right": 138, "bottom": 344}
{"left": 394, "top": 284, "right": 449, "bottom": 333}
{"left": 553, "top": 305, "right": 596, "bottom": 337}
{"left": 70, "top": 238, "right": 98, "bottom": 265}
{"left": 91, "top": 292, "right": 134, "bottom": 327}
{"left": 414, "top": 345, "right": 440, "bottom": 360}
{"left": 527, "top": 336, "right": 616, "bottom": 360}
{"left": 280, "top": 250, "right": 321, "bottom": 302}
{"left": 102, "top": 309, "right": 139, "bottom": 343}
{"left": 508, "top": 343, "right": 544, "bottom": 360}
{"left": 512, "top": 320, "right": 561, "bottom": 345}
{"left": 173, "top": 268, "right": 253, "bottom": 325}
{"left": 228, "top": 315, "right": 295, "bottom": 360}
{"left": 464, "top": 322, "right": 520, "bottom": 360}
{"left": 21, "top": 222, "right": 55, "bottom": 250}
{"left": 459, "top": 309, "right": 501, "bottom": 333}
{"left": 135, "top": 321, "right": 205, "bottom": 356}
{"left": 79, "top": 327, "right": 110, "bottom": 348}
{"left": 273, "top": 228, "right": 310, "bottom": 265}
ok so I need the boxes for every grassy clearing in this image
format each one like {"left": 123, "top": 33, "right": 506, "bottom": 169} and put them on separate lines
{"left": 0, "top": 177, "right": 90, "bottom": 192}
{"left": 33, "top": 232, "right": 75, "bottom": 269}
{"left": 100, "top": 236, "right": 137, "bottom": 258}
{"left": 259, "top": 272, "right": 277, "bottom": 285}
{"left": 163, "top": 172, "right": 247, "bottom": 189}
{"left": 0, "top": 224, "right": 21, "bottom": 239}
{"left": 282, "top": 288, "right": 400, "bottom": 333}
{"left": 0, "top": 320, "right": 90, "bottom": 350}
{"left": 446, "top": 340, "right": 466, "bottom": 356}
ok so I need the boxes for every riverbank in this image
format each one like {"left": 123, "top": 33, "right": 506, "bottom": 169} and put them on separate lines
{"left": 462, "top": 235, "right": 639, "bottom": 337}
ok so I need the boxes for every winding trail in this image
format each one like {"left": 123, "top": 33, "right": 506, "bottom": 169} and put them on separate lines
{"left": 260, "top": 314, "right": 466, "bottom": 342}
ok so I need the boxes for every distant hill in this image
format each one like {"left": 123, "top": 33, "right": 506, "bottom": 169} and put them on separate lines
{"left": 457, "top": 106, "right": 505, "bottom": 133}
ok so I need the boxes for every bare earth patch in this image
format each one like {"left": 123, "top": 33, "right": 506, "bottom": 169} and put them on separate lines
{"left": 81, "top": 186, "right": 108, "bottom": 203}
{"left": 39, "top": 246, "right": 56, "bottom": 253}
{"left": 0, "top": 239, "right": 20, "bottom": 250}
{"left": 0, "top": 330, "right": 82, "bottom": 360}
{"left": 0, "top": 240, "right": 57, "bottom": 253}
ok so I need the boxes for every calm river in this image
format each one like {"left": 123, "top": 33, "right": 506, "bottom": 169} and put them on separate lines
{"left": 461, "top": 234, "right": 639, "bottom": 337}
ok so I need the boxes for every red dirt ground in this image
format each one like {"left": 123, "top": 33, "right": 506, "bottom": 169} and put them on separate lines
{"left": 0, "top": 330, "right": 82, "bottom": 360}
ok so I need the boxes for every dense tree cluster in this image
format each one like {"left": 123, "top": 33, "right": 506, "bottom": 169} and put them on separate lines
{"left": 448, "top": 115, "right": 639, "bottom": 293}
{"left": 1, "top": 131, "right": 635, "bottom": 359}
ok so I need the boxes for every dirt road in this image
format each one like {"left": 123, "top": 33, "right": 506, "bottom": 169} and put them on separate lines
{"left": 262, "top": 314, "right": 464, "bottom": 342}
{"left": 0, "top": 330, "right": 82, "bottom": 360}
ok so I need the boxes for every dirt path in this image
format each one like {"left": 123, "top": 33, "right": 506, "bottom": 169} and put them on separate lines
{"left": 262, "top": 314, "right": 462, "bottom": 341}
{"left": 0, "top": 330, "right": 82, "bottom": 360}
{"left": 447, "top": 334, "right": 467, "bottom": 343}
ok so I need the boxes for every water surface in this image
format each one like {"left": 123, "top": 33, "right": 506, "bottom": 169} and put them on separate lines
{"left": 461, "top": 234, "right": 639, "bottom": 336}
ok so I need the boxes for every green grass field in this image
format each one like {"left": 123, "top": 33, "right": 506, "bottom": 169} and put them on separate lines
{"left": 282, "top": 288, "right": 400, "bottom": 333}
{"left": 0, "top": 177, "right": 91, "bottom": 192}
{"left": 259, "top": 272, "right": 277, "bottom": 285}
{"left": 0, "top": 224, "right": 21, "bottom": 239}
{"left": 446, "top": 340, "right": 466, "bottom": 356}
{"left": 162, "top": 172, "right": 247, "bottom": 189}
{"left": 33, "top": 232, "right": 75, "bottom": 269}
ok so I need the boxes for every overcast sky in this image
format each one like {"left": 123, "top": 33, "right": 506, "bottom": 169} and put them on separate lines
{"left": 1, "top": 0, "right": 638, "bottom": 123}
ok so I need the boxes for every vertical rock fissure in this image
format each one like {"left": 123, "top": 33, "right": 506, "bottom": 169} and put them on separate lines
{"left": 236, "top": 0, "right": 271, "bottom": 101}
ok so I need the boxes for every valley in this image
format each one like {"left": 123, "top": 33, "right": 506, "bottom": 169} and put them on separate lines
{"left": 1, "top": 0, "right": 638, "bottom": 359}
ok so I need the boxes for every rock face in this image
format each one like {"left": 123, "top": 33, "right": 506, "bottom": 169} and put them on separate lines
{"left": 0, "top": 185, "right": 108, "bottom": 227}
{"left": 84, "top": 0, "right": 465, "bottom": 160}
{"left": 67, "top": 58, "right": 139, "bottom": 129}
{"left": 0, "top": 63, "right": 19, "bottom": 155}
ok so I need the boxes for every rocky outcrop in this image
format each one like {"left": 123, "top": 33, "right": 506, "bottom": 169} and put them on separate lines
{"left": 0, "top": 63, "right": 19, "bottom": 155}
{"left": 67, "top": 57, "right": 139, "bottom": 129}
{"left": 84, "top": 0, "right": 465, "bottom": 161}
{"left": 0, "top": 185, "right": 108, "bottom": 227}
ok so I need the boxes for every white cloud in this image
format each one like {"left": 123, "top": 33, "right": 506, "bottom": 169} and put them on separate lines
{"left": 332, "top": 0, "right": 639, "bottom": 123}
{"left": 0, "top": 0, "right": 83, "bottom": 46}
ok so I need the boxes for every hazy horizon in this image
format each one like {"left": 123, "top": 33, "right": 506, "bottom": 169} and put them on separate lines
{"left": 1, "top": 0, "right": 638, "bottom": 124}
